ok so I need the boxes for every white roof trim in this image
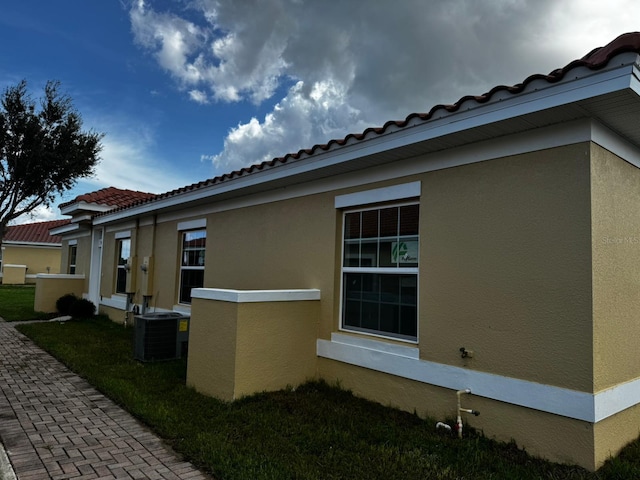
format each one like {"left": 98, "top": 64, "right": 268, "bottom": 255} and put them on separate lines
{"left": 93, "top": 59, "right": 640, "bottom": 226}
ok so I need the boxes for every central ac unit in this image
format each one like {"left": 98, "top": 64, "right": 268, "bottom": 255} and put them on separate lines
{"left": 134, "top": 312, "right": 190, "bottom": 362}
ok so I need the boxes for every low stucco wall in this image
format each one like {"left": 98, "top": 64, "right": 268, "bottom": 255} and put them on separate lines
{"left": 34, "top": 274, "right": 86, "bottom": 313}
{"left": 2, "top": 264, "right": 27, "bottom": 285}
{"left": 187, "top": 288, "right": 320, "bottom": 401}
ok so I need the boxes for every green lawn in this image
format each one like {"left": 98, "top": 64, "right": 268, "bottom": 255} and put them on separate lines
{"left": 0, "top": 284, "right": 51, "bottom": 321}
{"left": 5, "top": 288, "right": 640, "bottom": 479}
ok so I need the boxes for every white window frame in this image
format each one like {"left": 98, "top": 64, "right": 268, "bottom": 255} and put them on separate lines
{"left": 178, "top": 227, "right": 206, "bottom": 305}
{"left": 115, "top": 237, "right": 131, "bottom": 294}
{"left": 68, "top": 243, "right": 77, "bottom": 274}
{"left": 340, "top": 201, "right": 420, "bottom": 343}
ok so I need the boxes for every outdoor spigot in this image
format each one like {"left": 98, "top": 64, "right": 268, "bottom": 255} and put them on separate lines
{"left": 460, "top": 347, "right": 474, "bottom": 358}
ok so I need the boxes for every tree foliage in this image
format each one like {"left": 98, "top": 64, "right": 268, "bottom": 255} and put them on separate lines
{"left": 0, "top": 79, "right": 102, "bottom": 239}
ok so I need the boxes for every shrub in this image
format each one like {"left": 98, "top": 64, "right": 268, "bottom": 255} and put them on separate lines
{"left": 56, "top": 293, "right": 79, "bottom": 315}
{"left": 69, "top": 298, "right": 96, "bottom": 319}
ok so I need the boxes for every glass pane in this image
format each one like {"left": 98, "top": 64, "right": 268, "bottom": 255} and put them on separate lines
{"left": 395, "top": 237, "right": 418, "bottom": 267}
{"left": 361, "top": 210, "right": 379, "bottom": 238}
{"left": 344, "top": 273, "right": 362, "bottom": 301}
{"left": 182, "top": 230, "right": 206, "bottom": 267}
{"left": 380, "top": 275, "right": 399, "bottom": 303}
{"left": 379, "top": 238, "right": 395, "bottom": 267}
{"left": 344, "top": 300, "right": 361, "bottom": 329}
{"left": 361, "top": 300, "right": 379, "bottom": 330}
{"left": 184, "top": 230, "right": 206, "bottom": 246}
{"left": 360, "top": 240, "right": 377, "bottom": 267}
{"left": 400, "top": 275, "right": 417, "bottom": 305}
{"left": 118, "top": 239, "right": 130, "bottom": 266}
{"left": 342, "top": 273, "right": 417, "bottom": 340}
{"left": 399, "top": 305, "right": 417, "bottom": 337}
{"left": 380, "top": 303, "right": 400, "bottom": 334}
{"left": 343, "top": 241, "right": 360, "bottom": 267}
{"left": 180, "top": 269, "right": 204, "bottom": 304}
{"left": 379, "top": 207, "right": 398, "bottom": 237}
{"left": 116, "top": 267, "right": 127, "bottom": 293}
{"left": 399, "top": 204, "right": 419, "bottom": 236}
{"left": 344, "top": 212, "right": 360, "bottom": 239}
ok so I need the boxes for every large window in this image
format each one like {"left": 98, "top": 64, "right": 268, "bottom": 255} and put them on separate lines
{"left": 115, "top": 238, "right": 131, "bottom": 294}
{"left": 342, "top": 203, "right": 419, "bottom": 341}
{"left": 68, "top": 244, "right": 77, "bottom": 274}
{"left": 179, "top": 229, "right": 206, "bottom": 304}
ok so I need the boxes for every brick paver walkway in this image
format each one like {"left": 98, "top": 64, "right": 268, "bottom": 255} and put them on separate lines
{"left": 0, "top": 321, "right": 211, "bottom": 479}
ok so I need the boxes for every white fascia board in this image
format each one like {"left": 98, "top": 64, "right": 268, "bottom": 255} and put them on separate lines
{"left": 60, "top": 201, "right": 113, "bottom": 216}
{"left": 94, "top": 63, "right": 639, "bottom": 226}
{"left": 192, "top": 288, "right": 321, "bottom": 303}
{"left": 2, "top": 242, "right": 61, "bottom": 248}
{"left": 591, "top": 120, "right": 640, "bottom": 168}
{"left": 50, "top": 223, "right": 81, "bottom": 236}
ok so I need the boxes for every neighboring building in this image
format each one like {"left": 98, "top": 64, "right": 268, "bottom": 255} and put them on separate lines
{"left": 39, "top": 33, "right": 640, "bottom": 470}
{"left": 0, "top": 219, "right": 70, "bottom": 284}
{"left": 48, "top": 187, "right": 157, "bottom": 295}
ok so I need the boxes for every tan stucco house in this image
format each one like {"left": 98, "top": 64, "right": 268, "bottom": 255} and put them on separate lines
{"left": 38, "top": 32, "right": 640, "bottom": 470}
{"left": 0, "top": 219, "right": 70, "bottom": 284}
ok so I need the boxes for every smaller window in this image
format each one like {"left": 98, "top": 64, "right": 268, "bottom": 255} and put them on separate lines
{"left": 115, "top": 238, "right": 131, "bottom": 294}
{"left": 68, "top": 245, "right": 77, "bottom": 274}
{"left": 179, "top": 230, "right": 206, "bottom": 304}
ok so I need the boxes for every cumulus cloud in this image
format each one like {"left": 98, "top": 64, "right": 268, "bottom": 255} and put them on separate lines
{"left": 130, "top": 0, "right": 640, "bottom": 171}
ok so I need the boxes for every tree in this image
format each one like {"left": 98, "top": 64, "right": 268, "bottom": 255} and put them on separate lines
{"left": 0, "top": 79, "right": 102, "bottom": 242}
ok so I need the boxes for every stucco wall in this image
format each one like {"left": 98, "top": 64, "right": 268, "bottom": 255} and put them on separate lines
{"left": 187, "top": 293, "right": 320, "bottom": 401}
{"left": 151, "top": 221, "right": 180, "bottom": 310}
{"left": 419, "top": 144, "right": 593, "bottom": 392}
{"left": 61, "top": 236, "right": 92, "bottom": 293}
{"left": 591, "top": 144, "right": 640, "bottom": 391}
{"left": 205, "top": 195, "right": 338, "bottom": 338}
{"left": 2, "top": 245, "right": 61, "bottom": 281}
{"left": 318, "top": 357, "right": 598, "bottom": 469}
{"left": 34, "top": 275, "right": 85, "bottom": 313}
{"left": 187, "top": 298, "right": 239, "bottom": 400}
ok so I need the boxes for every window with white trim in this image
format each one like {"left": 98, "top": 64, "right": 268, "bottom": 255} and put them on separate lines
{"left": 179, "top": 229, "right": 206, "bottom": 304}
{"left": 115, "top": 238, "right": 131, "bottom": 294}
{"left": 68, "top": 244, "right": 77, "bottom": 274}
{"left": 342, "top": 203, "right": 419, "bottom": 341}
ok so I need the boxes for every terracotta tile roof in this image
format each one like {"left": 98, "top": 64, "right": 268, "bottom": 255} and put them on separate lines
{"left": 59, "top": 187, "right": 157, "bottom": 209}
{"left": 4, "top": 219, "right": 71, "bottom": 245}
{"left": 99, "top": 32, "right": 640, "bottom": 217}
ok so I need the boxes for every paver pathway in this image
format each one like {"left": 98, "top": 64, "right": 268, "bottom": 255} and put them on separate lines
{"left": 0, "top": 321, "right": 212, "bottom": 479}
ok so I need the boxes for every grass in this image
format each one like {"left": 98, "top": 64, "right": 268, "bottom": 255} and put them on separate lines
{"left": 5, "top": 289, "right": 640, "bottom": 479}
{"left": 0, "top": 284, "right": 51, "bottom": 321}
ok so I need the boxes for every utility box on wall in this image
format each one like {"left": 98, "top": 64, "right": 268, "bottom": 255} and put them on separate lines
{"left": 140, "top": 255, "right": 154, "bottom": 296}
{"left": 134, "top": 312, "right": 190, "bottom": 362}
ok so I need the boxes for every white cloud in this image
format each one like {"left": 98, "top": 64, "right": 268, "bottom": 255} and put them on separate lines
{"left": 189, "top": 89, "right": 209, "bottom": 104}
{"left": 131, "top": 0, "right": 640, "bottom": 172}
{"left": 11, "top": 116, "right": 198, "bottom": 225}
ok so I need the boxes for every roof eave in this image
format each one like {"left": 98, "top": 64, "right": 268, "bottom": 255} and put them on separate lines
{"left": 94, "top": 54, "right": 640, "bottom": 226}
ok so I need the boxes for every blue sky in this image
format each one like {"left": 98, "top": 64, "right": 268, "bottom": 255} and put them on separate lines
{"left": 1, "top": 0, "right": 639, "bottom": 222}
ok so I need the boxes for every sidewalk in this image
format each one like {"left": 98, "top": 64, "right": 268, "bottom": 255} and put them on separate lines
{"left": 0, "top": 321, "right": 211, "bottom": 479}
